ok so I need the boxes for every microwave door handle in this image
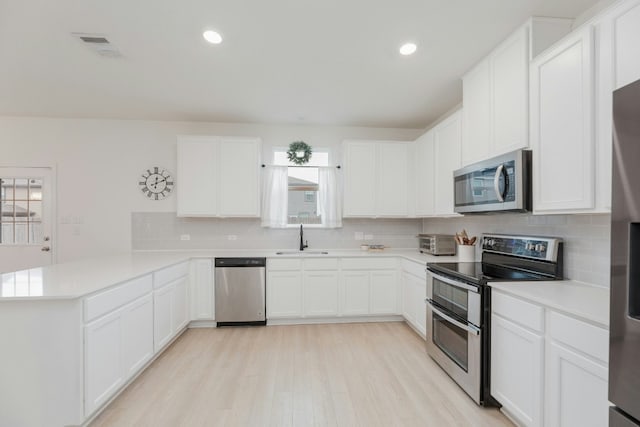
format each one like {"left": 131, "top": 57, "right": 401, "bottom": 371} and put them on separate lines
{"left": 493, "top": 164, "right": 505, "bottom": 202}
{"left": 425, "top": 299, "right": 481, "bottom": 336}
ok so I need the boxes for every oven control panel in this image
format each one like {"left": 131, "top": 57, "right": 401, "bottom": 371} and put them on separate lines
{"left": 482, "top": 234, "right": 561, "bottom": 262}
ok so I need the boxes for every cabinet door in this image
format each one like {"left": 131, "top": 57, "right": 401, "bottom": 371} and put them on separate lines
{"left": 530, "top": 27, "right": 595, "bottom": 212}
{"left": 154, "top": 284, "right": 174, "bottom": 352}
{"left": 191, "top": 259, "right": 214, "bottom": 320}
{"left": 462, "top": 60, "right": 491, "bottom": 166}
{"left": 173, "top": 276, "right": 189, "bottom": 331}
{"left": 121, "top": 294, "right": 154, "bottom": 379}
{"left": 343, "top": 142, "right": 376, "bottom": 217}
{"left": 491, "top": 314, "right": 544, "bottom": 427}
{"left": 490, "top": 26, "right": 529, "bottom": 155}
{"left": 376, "top": 143, "right": 409, "bottom": 216}
{"left": 218, "top": 138, "right": 261, "bottom": 217}
{"left": 266, "top": 272, "right": 303, "bottom": 318}
{"left": 85, "top": 310, "right": 124, "bottom": 416}
{"left": 303, "top": 271, "right": 339, "bottom": 317}
{"left": 433, "top": 111, "right": 462, "bottom": 216}
{"left": 177, "top": 137, "right": 219, "bottom": 216}
{"left": 414, "top": 131, "right": 435, "bottom": 216}
{"left": 401, "top": 272, "right": 415, "bottom": 325}
{"left": 342, "top": 271, "right": 370, "bottom": 316}
{"left": 613, "top": 2, "right": 640, "bottom": 89}
{"left": 545, "top": 341, "right": 608, "bottom": 427}
{"left": 370, "top": 270, "right": 398, "bottom": 314}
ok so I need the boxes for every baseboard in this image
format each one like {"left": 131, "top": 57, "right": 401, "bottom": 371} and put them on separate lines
{"left": 267, "top": 315, "right": 404, "bottom": 326}
{"left": 188, "top": 320, "right": 217, "bottom": 328}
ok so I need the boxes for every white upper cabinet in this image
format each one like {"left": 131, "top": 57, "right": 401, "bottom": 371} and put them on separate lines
{"left": 462, "top": 60, "right": 491, "bottom": 166}
{"left": 491, "top": 26, "right": 530, "bottom": 156}
{"left": 414, "top": 130, "right": 435, "bottom": 216}
{"left": 413, "top": 109, "right": 462, "bottom": 217}
{"left": 433, "top": 110, "right": 462, "bottom": 216}
{"left": 343, "top": 140, "right": 410, "bottom": 217}
{"left": 177, "top": 136, "right": 261, "bottom": 217}
{"left": 611, "top": 0, "right": 640, "bottom": 89}
{"left": 530, "top": 27, "right": 596, "bottom": 213}
{"left": 461, "top": 18, "right": 572, "bottom": 167}
{"left": 343, "top": 142, "right": 376, "bottom": 216}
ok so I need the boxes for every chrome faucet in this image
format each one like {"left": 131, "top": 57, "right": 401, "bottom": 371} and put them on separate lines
{"left": 299, "top": 224, "right": 308, "bottom": 251}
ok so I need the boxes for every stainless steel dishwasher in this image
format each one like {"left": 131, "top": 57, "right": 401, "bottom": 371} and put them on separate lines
{"left": 214, "top": 258, "right": 266, "bottom": 326}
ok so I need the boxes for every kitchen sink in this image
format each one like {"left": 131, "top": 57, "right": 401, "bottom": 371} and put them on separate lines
{"left": 275, "top": 251, "right": 329, "bottom": 255}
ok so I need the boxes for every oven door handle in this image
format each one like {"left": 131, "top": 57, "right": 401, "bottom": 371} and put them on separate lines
{"left": 427, "top": 271, "right": 480, "bottom": 293}
{"left": 425, "top": 299, "right": 481, "bottom": 336}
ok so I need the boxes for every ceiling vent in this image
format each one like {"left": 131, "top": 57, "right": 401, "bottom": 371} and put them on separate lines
{"left": 72, "top": 33, "right": 122, "bottom": 57}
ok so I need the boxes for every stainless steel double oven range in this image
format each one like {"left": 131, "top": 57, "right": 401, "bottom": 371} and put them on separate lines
{"left": 425, "top": 234, "right": 563, "bottom": 405}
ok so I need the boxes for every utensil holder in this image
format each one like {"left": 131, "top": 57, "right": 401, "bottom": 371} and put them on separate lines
{"left": 457, "top": 245, "right": 476, "bottom": 262}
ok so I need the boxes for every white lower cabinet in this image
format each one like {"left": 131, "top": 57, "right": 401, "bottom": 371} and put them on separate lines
{"left": 370, "top": 270, "right": 398, "bottom": 314}
{"left": 340, "top": 258, "right": 400, "bottom": 317}
{"left": 85, "top": 309, "right": 125, "bottom": 417}
{"left": 303, "top": 271, "right": 339, "bottom": 316}
{"left": 153, "top": 275, "right": 189, "bottom": 353}
{"left": 491, "top": 314, "right": 544, "bottom": 427}
{"left": 121, "top": 294, "right": 154, "bottom": 378}
{"left": 491, "top": 289, "right": 609, "bottom": 427}
{"left": 401, "top": 271, "right": 427, "bottom": 337}
{"left": 267, "top": 271, "right": 303, "bottom": 318}
{"left": 191, "top": 259, "right": 214, "bottom": 321}
{"left": 544, "top": 341, "right": 608, "bottom": 427}
{"left": 342, "top": 271, "right": 370, "bottom": 315}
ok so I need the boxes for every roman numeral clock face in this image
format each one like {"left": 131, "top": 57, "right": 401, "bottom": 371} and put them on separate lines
{"left": 139, "top": 167, "right": 174, "bottom": 200}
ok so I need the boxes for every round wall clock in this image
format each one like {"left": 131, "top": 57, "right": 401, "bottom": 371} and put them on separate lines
{"left": 139, "top": 167, "right": 174, "bottom": 200}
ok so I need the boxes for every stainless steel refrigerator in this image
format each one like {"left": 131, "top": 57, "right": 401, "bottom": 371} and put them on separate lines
{"left": 610, "top": 78, "right": 640, "bottom": 426}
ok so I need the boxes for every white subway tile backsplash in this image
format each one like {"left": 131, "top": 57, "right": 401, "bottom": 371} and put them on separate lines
{"left": 132, "top": 213, "right": 422, "bottom": 252}
{"left": 422, "top": 213, "right": 611, "bottom": 287}
{"left": 132, "top": 212, "right": 611, "bottom": 287}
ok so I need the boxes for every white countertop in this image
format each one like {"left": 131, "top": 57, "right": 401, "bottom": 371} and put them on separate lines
{"left": 0, "top": 249, "right": 457, "bottom": 301}
{"left": 489, "top": 280, "right": 610, "bottom": 327}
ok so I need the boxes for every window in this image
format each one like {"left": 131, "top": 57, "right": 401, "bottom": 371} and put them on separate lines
{"left": 0, "top": 177, "right": 44, "bottom": 244}
{"left": 273, "top": 148, "right": 329, "bottom": 225}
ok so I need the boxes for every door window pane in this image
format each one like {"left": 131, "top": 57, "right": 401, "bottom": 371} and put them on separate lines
{"left": 0, "top": 175, "right": 45, "bottom": 245}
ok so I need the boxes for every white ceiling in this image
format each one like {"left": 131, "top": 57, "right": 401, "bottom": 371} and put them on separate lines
{"left": 0, "top": 0, "right": 599, "bottom": 129}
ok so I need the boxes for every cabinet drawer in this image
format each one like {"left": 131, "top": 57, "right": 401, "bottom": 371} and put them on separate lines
{"left": 547, "top": 310, "right": 608, "bottom": 363}
{"left": 341, "top": 257, "right": 397, "bottom": 270}
{"left": 401, "top": 259, "right": 427, "bottom": 279}
{"left": 84, "top": 275, "right": 153, "bottom": 323}
{"left": 267, "top": 258, "right": 302, "bottom": 271}
{"left": 153, "top": 262, "right": 189, "bottom": 288}
{"left": 492, "top": 290, "right": 544, "bottom": 333}
{"left": 304, "top": 258, "right": 338, "bottom": 270}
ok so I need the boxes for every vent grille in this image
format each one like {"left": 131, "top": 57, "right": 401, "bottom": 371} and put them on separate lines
{"left": 79, "top": 36, "right": 109, "bottom": 44}
{"left": 72, "top": 33, "right": 122, "bottom": 57}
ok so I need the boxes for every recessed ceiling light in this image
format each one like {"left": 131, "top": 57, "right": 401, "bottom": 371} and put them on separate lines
{"left": 399, "top": 43, "right": 417, "bottom": 56}
{"left": 203, "top": 30, "right": 223, "bottom": 44}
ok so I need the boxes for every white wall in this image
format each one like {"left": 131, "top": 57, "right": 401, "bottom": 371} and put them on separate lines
{"left": 1, "top": 116, "right": 422, "bottom": 264}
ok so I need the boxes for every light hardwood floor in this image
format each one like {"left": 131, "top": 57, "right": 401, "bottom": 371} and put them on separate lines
{"left": 91, "top": 322, "right": 513, "bottom": 427}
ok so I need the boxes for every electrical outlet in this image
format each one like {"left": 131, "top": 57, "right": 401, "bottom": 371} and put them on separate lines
{"left": 228, "top": 235, "right": 238, "bottom": 241}
{"left": 364, "top": 234, "right": 374, "bottom": 241}
{"left": 180, "top": 234, "right": 191, "bottom": 241}
{"left": 355, "top": 232, "right": 364, "bottom": 241}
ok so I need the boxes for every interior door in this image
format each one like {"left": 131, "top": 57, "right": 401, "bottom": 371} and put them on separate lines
{"left": 0, "top": 167, "right": 53, "bottom": 273}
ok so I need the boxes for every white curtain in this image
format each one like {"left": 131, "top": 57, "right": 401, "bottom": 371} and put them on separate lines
{"left": 318, "top": 167, "right": 342, "bottom": 228}
{"left": 261, "top": 166, "right": 289, "bottom": 228}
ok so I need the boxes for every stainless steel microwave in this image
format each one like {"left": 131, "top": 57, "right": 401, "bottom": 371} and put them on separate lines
{"left": 453, "top": 149, "right": 531, "bottom": 214}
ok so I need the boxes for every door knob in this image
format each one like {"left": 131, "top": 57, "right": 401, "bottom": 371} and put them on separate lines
{"left": 43, "top": 236, "right": 50, "bottom": 242}
{"left": 41, "top": 246, "right": 50, "bottom": 252}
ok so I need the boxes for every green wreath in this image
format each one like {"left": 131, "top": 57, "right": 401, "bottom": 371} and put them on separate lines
{"left": 287, "top": 141, "right": 313, "bottom": 165}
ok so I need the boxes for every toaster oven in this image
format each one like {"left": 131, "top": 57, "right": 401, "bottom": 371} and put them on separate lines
{"left": 418, "top": 234, "right": 456, "bottom": 255}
